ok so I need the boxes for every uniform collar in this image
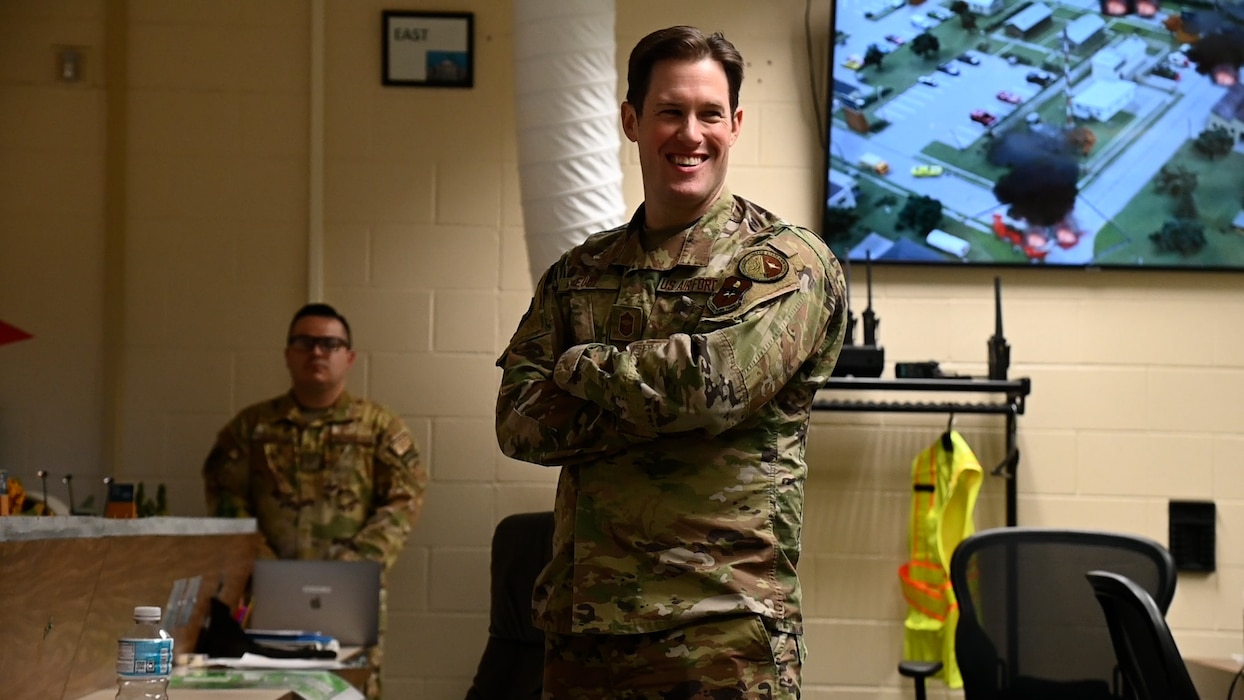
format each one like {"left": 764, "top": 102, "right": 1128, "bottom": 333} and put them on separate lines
{"left": 598, "top": 190, "right": 738, "bottom": 271}
{"left": 276, "top": 390, "right": 357, "bottom": 424}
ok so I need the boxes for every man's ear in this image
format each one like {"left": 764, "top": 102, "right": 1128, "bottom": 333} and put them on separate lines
{"left": 729, "top": 107, "right": 743, "bottom": 146}
{"left": 621, "top": 102, "right": 639, "bottom": 142}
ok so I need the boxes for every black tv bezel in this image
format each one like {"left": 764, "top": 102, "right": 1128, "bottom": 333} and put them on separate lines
{"left": 820, "top": 0, "right": 1244, "bottom": 273}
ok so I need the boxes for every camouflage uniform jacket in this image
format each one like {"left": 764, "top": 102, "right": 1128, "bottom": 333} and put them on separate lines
{"left": 495, "top": 192, "right": 847, "bottom": 635}
{"left": 203, "top": 391, "right": 426, "bottom": 570}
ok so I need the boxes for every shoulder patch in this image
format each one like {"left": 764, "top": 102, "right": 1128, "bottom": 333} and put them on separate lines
{"left": 388, "top": 432, "right": 414, "bottom": 458}
{"left": 738, "top": 249, "right": 789, "bottom": 283}
{"left": 708, "top": 276, "right": 753, "bottom": 314}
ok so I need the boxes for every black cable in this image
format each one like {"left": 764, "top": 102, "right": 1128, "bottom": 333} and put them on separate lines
{"left": 804, "top": 0, "right": 826, "bottom": 150}
{"left": 1226, "top": 661, "right": 1244, "bottom": 700}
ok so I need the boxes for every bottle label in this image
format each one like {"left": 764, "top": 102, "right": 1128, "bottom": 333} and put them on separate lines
{"left": 116, "top": 637, "right": 173, "bottom": 677}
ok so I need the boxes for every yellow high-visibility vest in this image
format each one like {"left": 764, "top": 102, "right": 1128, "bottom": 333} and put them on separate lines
{"left": 898, "top": 430, "right": 982, "bottom": 689}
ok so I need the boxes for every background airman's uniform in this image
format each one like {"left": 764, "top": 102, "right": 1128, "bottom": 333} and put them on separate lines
{"left": 204, "top": 391, "right": 426, "bottom": 699}
{"left": 496, "top": 191, "right": 847, "bottom": 697}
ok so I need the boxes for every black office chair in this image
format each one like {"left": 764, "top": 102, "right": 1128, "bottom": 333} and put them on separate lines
{"left": 464, "top": 511, "right": 556, "bottom": 700}
{"left": 1086, "top": 570, "right": 1201, "bottom": 700}
{"left": 900, "top": 527, "right": 1177, "bottom": 700}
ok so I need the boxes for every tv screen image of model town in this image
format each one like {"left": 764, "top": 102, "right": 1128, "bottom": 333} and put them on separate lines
{"left": 823, "top": 0, "right": 1244, "bottom": 269}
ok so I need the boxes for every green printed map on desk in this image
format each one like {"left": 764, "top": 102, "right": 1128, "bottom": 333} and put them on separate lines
{"left": 172, "top": 668, "right": 364, "bottom": 700}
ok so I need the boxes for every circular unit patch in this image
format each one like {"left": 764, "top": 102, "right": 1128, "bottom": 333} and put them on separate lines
{"left": 737, "top": 250, "right": 789, "bottom": 283}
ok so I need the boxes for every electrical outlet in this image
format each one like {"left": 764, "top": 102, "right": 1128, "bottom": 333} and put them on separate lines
{"left": 55, "top": 45, "right": 85, "bottom": 83}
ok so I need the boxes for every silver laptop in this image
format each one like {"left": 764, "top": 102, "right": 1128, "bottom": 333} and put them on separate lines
{"left": 247, "top": 559, "right": 382, "bottom": 646}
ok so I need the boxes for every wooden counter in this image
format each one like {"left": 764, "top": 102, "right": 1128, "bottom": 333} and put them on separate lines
{"left": 1, "top": 516, "right": 259, "bottom": 700}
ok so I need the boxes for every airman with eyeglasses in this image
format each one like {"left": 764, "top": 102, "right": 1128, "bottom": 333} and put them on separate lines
{"left": 204, "top": 303, "right": 427, "bottom": 700}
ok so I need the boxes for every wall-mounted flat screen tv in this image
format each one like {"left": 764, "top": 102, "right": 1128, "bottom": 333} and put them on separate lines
{"left": 822, "top": 0, "right": 1244, "bottom": 269}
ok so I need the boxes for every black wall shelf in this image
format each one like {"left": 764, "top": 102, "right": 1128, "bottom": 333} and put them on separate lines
{"left": 812, "top": 376, "right": 1032, "bottom": 526}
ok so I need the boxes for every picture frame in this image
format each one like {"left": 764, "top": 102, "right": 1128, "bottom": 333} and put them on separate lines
{"left": 382, "top": 10, "right": 474, "bottom": 88}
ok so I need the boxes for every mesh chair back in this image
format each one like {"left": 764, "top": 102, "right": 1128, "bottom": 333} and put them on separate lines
{"left": 950, "top": 528, "right": 1176, "bottom": 700}
{"left": 1086, "top": 570, "right": 1200, "bottom": 700}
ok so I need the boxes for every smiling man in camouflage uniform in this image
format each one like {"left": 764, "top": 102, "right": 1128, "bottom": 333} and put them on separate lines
{"left": 495, "top": 25, "right": 847, "bottom": 700}
{"left": 204, "top": 303, "right": 426, "bottom": 699}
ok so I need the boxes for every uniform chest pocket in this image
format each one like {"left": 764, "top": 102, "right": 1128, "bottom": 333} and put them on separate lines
{"left": 255, "top": 437, "right": 297, "bottom": 496}
{"left": 650, "top": 275, "right": 718, "bottom": 336}
{"left": 324, "top": 431, "right": 376, "bottom": 515}
{"left": 559, "top": 287, "right": 622, "bottom": 345}
{"left": 564, "top": 294, "right": 605, "bottom": 345}
{"left": 559, "top": 277, "right": 621, "bottom": 345}
{"left": 649, "top": 291, "right": 707, "bottom": 337}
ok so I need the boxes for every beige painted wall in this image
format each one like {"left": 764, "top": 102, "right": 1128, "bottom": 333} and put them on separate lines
{"left": 2, "top": 1, "right": 1243, "bottom": 698}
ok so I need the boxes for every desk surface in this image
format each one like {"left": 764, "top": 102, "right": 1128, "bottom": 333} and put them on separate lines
{"left": 73, "top": 656, "right": 368, "bottom": 700}
{"left": 78, "top": 691, "right": 294, "bottom": 700}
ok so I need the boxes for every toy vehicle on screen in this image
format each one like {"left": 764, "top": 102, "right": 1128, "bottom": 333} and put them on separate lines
{"left": 957, "top": 53, "right": 982, "bottom": 65}
{"left": 843, "top": 54, "right": 864, "bottom": 70}
{"left": 859, "top": 152, "right": 891, "bottom": 175}
{"left": 1026, "top": 70, "right": 1055, "bottom": 86}
{"left": 971, "top": 109, "right": 998, "bottom": 126}
{"left": 1150, "top": 63, "right": 1181, "bottom": 81}
{"left": 911, "top": 164, "right": 944, "bottom": 177}
{"left": 911, "top": 15, "right": 936, "bottom": 29}
{"left": 917, "top": 75, "right": 939, "bottom": 86}
{"left": 926, "top": 229, "right": 971, "bottom": 258}
{"left": 928, "top": 7, "right": 955, "bottom": 20}
{"left": 996, "top": 90, "right": 1023, "bottom": 104}
{"left": 885, "top": 33, "right": 908, "bottom": 45}
{"left": 937, "top": 63, "right": 961, "bottom": 76}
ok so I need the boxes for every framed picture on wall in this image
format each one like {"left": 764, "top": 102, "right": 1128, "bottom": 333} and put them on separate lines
{"left": 382, "top": 10, "right": 474, "bottom": 88}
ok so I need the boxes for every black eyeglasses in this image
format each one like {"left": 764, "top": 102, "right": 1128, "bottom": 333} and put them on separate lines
{"left": 288, "top": 335, "right": 351, "bottom": 353}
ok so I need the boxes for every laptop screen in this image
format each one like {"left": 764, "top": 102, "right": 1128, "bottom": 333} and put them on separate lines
{"left": 247, "top": 559, "right": 382, "bottom": 647}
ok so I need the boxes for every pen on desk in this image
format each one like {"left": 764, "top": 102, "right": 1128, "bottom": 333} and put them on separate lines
{"left": 234, "top": 599, "right": 252, "bottom": 627}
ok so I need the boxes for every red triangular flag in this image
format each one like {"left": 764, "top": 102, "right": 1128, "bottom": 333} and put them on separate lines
{"left": 0, "top": 320, "right": 33, "bottom": 346}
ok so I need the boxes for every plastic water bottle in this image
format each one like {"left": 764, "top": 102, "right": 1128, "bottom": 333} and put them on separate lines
{"left": 115, "top": 605, "right": 172, "bottom": 700}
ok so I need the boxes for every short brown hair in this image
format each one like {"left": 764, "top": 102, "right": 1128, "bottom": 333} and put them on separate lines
{"left": 288, "top": 303, "right": 352, "bottom": 347}
{"left": 625, "top": 26, "right": 744, "bottom": 117}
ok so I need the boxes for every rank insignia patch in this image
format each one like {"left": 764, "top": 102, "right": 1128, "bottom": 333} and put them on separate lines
{"left": 708, "top": 276, "right": 753, "bottom": 314}
{"left": 738, "top": 250, "right": 789, "bottom": 283}
{"left": 609, "top": 305, "right": 645, "bottom": 343}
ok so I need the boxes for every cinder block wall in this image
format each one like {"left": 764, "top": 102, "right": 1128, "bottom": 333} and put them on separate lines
{"left": 2, "top": 1, "right": 1243, "bottom": 699}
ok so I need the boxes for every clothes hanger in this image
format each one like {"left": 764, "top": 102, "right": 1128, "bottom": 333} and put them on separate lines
{"left": 941, "top": 412, "right": 955, "bottom": 452}
{"left": 991, "top": 445, "right": 1020, "bottom": 477}
{"left": 990, "top": 405, "right": 1020, "bottom": 477}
